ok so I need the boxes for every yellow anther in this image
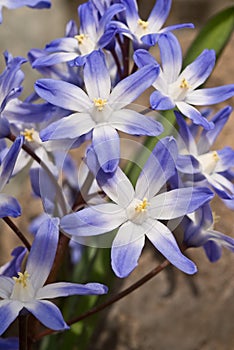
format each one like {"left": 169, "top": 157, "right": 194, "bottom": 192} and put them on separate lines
{"left": 212, "top": 151, "right": 220, "bottom": 163}
{"left": 75, "top": 34, "right": 86, "bottom": 44}
{"left": 135, "top": 198, "right": 149, "bottom": 212}
{"left": 137, "top": 18, "right": 149, "bottom": 30}
{"left": 13, "top": 271, "right": 30, "bottom": 288}
{"left": 180, "top": 78, "right": 190, "bottom": 89}
{"left": 93, "top": 98, "right": 107, "bottom": 111}
{"left": 21, "top": 128, "right": 35, "bottom": 142}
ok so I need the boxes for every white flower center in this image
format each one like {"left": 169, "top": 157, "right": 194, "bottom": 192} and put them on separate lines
{"left": 11, "top": 271, "right": 34, "bottom": 302}
{"left": 197, "top": 151, "right": 220, "bottom": 175}
{"left": 91, "top": 97, "right": 112, "bottom": 123}
{"left": 169, "top": 77, "right": 192, "bottom": 101}
{"left": 74, "top": 34, "right": 96, "bottom": 55}
{"left": 21, "top": 128, "right": 41, "bottom": 144}
{"left": 126, "top": 198, "right": 150, "bottom": 224}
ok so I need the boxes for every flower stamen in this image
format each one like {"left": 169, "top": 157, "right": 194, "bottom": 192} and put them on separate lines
{"left": 21, "top": 128, "right": 35, "bottom": 142}
{"left": 180, "top": 78, "right": 190, "bottom": 89}
{"left": 93, "top": 98, "right": 107, "bottom": 111}
{"left": 13, "top": 271, "right": 30, "bottom": 288}
{"left": 135, "top": 198, "right": 149, "bottom": 212}
{"left": 74, "top": 34, "right": 86, "bottom": 44}
{"left": 137, "top": 19, "right": 149, "bottom": 30}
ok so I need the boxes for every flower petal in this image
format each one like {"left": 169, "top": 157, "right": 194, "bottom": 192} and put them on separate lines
{"left": 148, "top": 0, "right": 172, "bottom": 31}
{"left": 26, "top": 217, "right": 60, "bottom": 290}
{"left": 37, "top": 282, "right": 108, "bottom": 299}
{"left": 146, "top": 219, "right": 197, "bottom": 274}
{"left": 35, "top": 79, "right": 92, "bottom": 112}
{"left": 84, "top": 50, "right": 111, "bottom": 100}
{"left": 176, "top": 101, "right": 214, "bottom": 130}
{"left": 0, "top": 300, "right": 22, "bottom": 336}
{"left": 186, "top": 85, "right": 234, "bottom": 105}
{"left": 0, "top": 276, "right": 14, "bottom": 298}
{"left": 0, "top": 194, "right": 21, "bottom": 218}
{"left": 92, "top": 125, "right": 120, "bottom": 173}
{"left": 109, "top": 64, "right": 160, "bottom": 109}
{"left": 150, "top": 187, "right": 214, "bottom": 220}
{"left": 109, "top": 109, "right": 163, "bottom": 136}
{"left": 25, "top": 300, "right": 69, "bottom": 331}
{"left": 150, "top": 90, "right": 175, "bottom": 110}
{"left": 40, "top": 113, "right": 95, "bottom": 141}
{"left": 111, "top": 221, "right": 145, "bottom": 278}
{"left": 61, "top": 203, "right": 126, "bottom": 237}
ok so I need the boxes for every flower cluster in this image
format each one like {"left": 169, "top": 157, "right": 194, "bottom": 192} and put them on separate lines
{"left": 0, "top": 0, "right": 233, "bottom": 348}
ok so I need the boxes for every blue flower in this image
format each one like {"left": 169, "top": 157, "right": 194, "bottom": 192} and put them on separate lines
{"left": 31, "top": 1, "right": 124, "bottom": 68}
{"left": 175, "top": 107, "right": 234, "bottom": 200}
{"left": 35, "top": 49, "right": 163, "bottom": 173}
{"left": 0, "top": 247, "right": 27, "bottom": 278}
{"left": 0, "top": 337, "right": 18, "bottom": 350}
{"left": 134, "top": 33, "right": 234, "bottom": 129}
{"left": 0, "top": 0, "right": 51, "bottom": 23}
{"left": 113, "top": 0, "right": 194, "bottom": 49}
{"left": 183, "top": 204, "right": 234, "bottom": 262}
{"left": 0, "top": 216, "right": 108, "bottom": 335}
{"left": 61, "top": 137, "right": 214, "bottom": 278}
{"left": 0, "top": 136, "right": 23, "bottom": 218}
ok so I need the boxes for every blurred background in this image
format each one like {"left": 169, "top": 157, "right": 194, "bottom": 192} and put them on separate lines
{"left": 0, "top": 1, "right": 233, "bottom": 349}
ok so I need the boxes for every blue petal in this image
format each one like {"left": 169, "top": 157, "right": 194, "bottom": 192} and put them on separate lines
{"left": 148, "top": 0, "right": 172, "bottom": 30}
{"left": 186, "top": 85, "right": 234, "bottom": 105}
{"left": 25, "top": 300, "right": 69, "bottom": 331}
{"left": 136, "top": 136, "right": 178, "bottom": 199}
{"left": 109, "top": 109, "right": 163, "bottom": 136}
{"left": 146, "top": 219, "right": 197, "bottom": 274}
{"left": 134, "top": 49, "right": 159, "bottom": 68}
{"left": 150, "top": 90, "right": 175, "bottom": 110}
{"left": 176, "top": 101, "right": 214, "bottom": 130}
{"left": 0, "top": 136, "right": 23, "bottom": 190}
{"left": 175, "top": 111, "right": 198, "bottom": 154}
{"left": 92, "top": 125, "right": 120, "bottom": 173}
{"left": 84, "top": 50, "right": 111, "bottom": 100}
{"left": 26, "top": 217, "right": 60, "bottom": 290}
{"left": 35, "top": 79, "right": 92, "bottom": 112}
{"left": 0, "top": 300, "right": 22, "bottom": 336}
{"left": 0, "top": 246, "right": 27, "bottom": 277}
{"left": 111, "top": 221, "right": 145, "bottom": 278}
{"left": 158, "top": 33, "right": 182, "bottom": 83}
{"left": 109, "top": 64, "right": 160, "bottom": 109}
{"left": 60, "top": 203, "right": 125, "bottom": 237}
{"left": 0, "top": 194, "right": 21, "bottom": 218}
{"left": 37, "top": 282, "right": 108, "bottom": 299}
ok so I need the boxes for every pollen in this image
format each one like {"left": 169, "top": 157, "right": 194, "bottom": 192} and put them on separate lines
{"left": 75, "top": 34, "right": 86, "bottom": 44}
{"left": 135, "top": 198, "right": 149, "bottom": 212}
{"left": 212, "top": 151, "right": 220, "bottom": 163}
{"left": 21, "top": 128, "right": 35, "bottom": 142}
{"left": 137, "top": 18, "right": 149, "bottom": 30}
{"left": 180, "top": 78, "right": 190, "bottom": 89}
{"left": 13, "top": 271, "right": 30, "bottom": 288}
{"left": 93, "top": 98, "right": 107, "bottom": 111}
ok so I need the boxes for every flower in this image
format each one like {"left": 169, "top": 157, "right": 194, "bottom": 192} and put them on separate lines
{"left": 0, "top": 216, "right": 108, "bottom": 335}
{"left": 61, "top": 137, "right": 214, "bottom": 278}
{"left": 175, "top": 107, "right": 234, "bottom": 200}
{"left": 134, "top": 33, "right": 234, "bottom": 129}
{"left": 35, "top": 49, "right": 163, "bottom": 173}
{"left": 183, "top": 204, "right": 234, "bottom": 262}
{"left": 0, "top": 0, "right": 51, "bottom": 23}
{"left": 112, "top": 0, "right": 194, "bottom": 49}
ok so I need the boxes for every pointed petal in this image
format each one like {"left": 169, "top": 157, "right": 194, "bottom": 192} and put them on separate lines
{"left": 25, "top": 300, "right": 69, "bottom": 331}
{"left": 111, "top": 221, "right": 145, "bottom": 278}
{"left": 158, "top": 33, "right": 182, "bottom": 83}
{"left": 26, "top": 217, "right": 60, "bottom": 290}
{"left": 146, "top": 219, "right": 197, "bottom": 274}
{"left": 40, "top": 113, "right": 95, "bottom": 141}
{"left": 136, "top": 137, "right": 178, "bottom": 199}
{"left": 61, "top": 203, "right": 126, "bottom": 237}
{"left": 0, "top": 194, "right": 21, "bottom": 218}
{"left": 37, "top": 282, "right": 108, "bottom": 299}
{"left": 150, "top": 187, "right": 214, "bottom": 219}
{"left": 133, "top": 49, "right": 159, "bottom": 67}
{"left": 150, "top": 90, "right": 175, "bottom": 110}
{"left": 35, "top": 79, "right": 92, "bottom": 112}
{"left": 0, "top": 300, "right": 22, "bottom": 336}
{"left": 186, "top": 85, "right": 234, "bottom": 105}
{"left": 176, "top": 101, "right": 214, "bottom": 130}
{"left": 109, "top": 109, "right": 163, "bottom": 136}
{"left": 109, "top": 64, "right": 160, "bottom": 109}
{"left": 181, "top": 49, "right": 215, "bottom": 89}
{"left": 92, "top": 125, "right": 120, "bottom": 173}
{"left": 175, "top": 111, "right": 198, "bottom": 155}
{"left": 84, "top": 50, "right": 111, "bottom": 100}
{"left": 0, "top": 136, "right": 23, "bottom": 190}
{"left": 33, "top": 52, "right": 78, "bottom": 66}
{"left": 148, "top": 0, "right": 172, "bottom": 30}
{"left": 0, "top": 276, "right": 14, "bottom": 298}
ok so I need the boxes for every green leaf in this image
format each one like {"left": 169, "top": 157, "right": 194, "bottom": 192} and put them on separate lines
{"left": 183, "top": 7, "right": 234, "bottom": 67}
